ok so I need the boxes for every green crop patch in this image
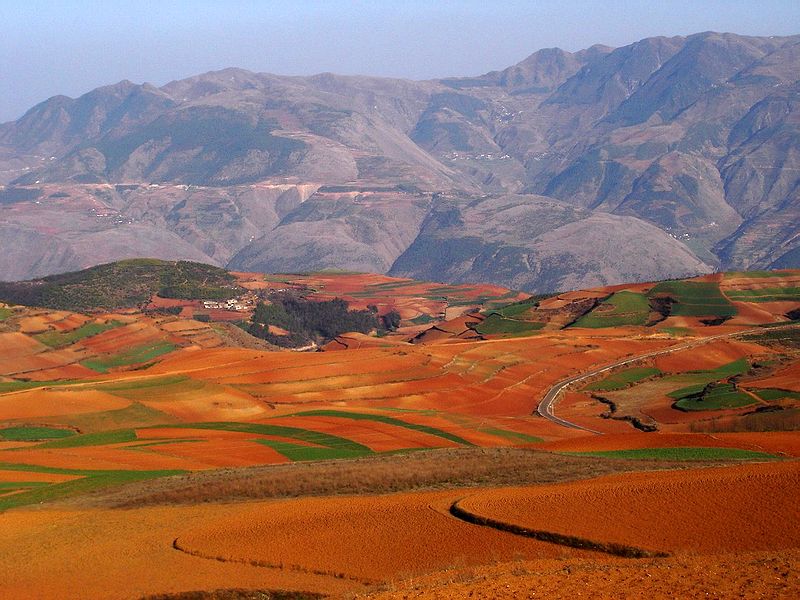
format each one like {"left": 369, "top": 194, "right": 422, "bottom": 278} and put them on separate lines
{"left": 40, "top": 402, "right": 178, "bottom": 433}
{"left": 93, "top": 375, "right": 190, "bottom": 393}
{"left": 673, "top": 384, "right": 757, "bottom": 411}
{"left": 753, "top": 388, "right": 800, "bottom": 402}
{"left": 474, "top": 314, "right": 544, "bottom": 336}
{"left": 31, "top": 429, "right": 138, "bottom": 449}
{"left": 171, "top": 422, "right": 373, "bottom": 454}
{"left": 665, "top": 358, "right": 750, "bottom": 399}
{"left": 81, "top": 341, "right": 177, "bottom": 373}
{"left": 0, "top": 468, "right": 184, "bottom": 511}
{"left": 572, "top": 291, "right": 650, "bottom": 328}
{"left": 295, "top": 409, "right": 476, "bottom": 446}
{"left": 0, "top": 381, "right": 48, "bottom": 393}
{"left": 0, "top": 308, "right": 12, "bottom": 321}
{"left": 95, "top": 377, "right": 205, "bottom": 401}
{"left": 649, "top": 281, "right": 736, "bottom": 318}
{"left": 490, "top": 302, "right": 534, "bottom": 318}
{"left": 35, "top": 320, "right": 125, "bottom": 348}
{"left": 564, "top": 447, "right": 777, "bottom": 461}
{"left": 584, "top": 367, "right": 662, "bottom": 391}
{"left": 255, "top": 439, "right": 372, "bottom": 462}
{"left": 0, "top": 427, "right": 75, "bottom": 441}
{"left": 725, "top": 287, "right": 800, "bottom": 302}
{"left": 478, "top": 427, "right": 543, "bottom": 443}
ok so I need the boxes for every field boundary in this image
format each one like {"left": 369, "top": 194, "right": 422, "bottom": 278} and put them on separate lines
{"left": 448, "top": 497, "right": 668, "bottom": 558}
{"left": 171, "top": 537, "right": 377, "bottom": 585}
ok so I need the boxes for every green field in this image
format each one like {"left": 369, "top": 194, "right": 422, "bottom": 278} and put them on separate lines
{"left": 648, "top": 281, "right": 736, "bottom": 318}
{"left": 0, "top": 427, "right": 75, "bottom": 441}
{"left": 32, "top": 429, "right": 139, "bottom": 449}
{"left": 474, "top": 314, "right": 545, "bottom": 336}
{"left": 477, "top": 427, "right": 543, "bottom": 444}
{"left": 563, "top": 447, "right": 777, "bottom": 461}
{"left": 753, "top": 388, "right": 800, "bottom": 402}
{"left": 572, "top": 291, "right": 651, "bottom": 328}
{"left": 0, "top": 307, "right": 12, "bottom": 321}
{"left": 584, "top": 367, "right": 662, "bottom": 391}
{"left": 724, "top": 287, "right": 800, "bottom": 302}
{"left": 295, "top": 409, "right": 476, "bottom": 446}
{"left": 673, "top": 383, "right": 758, "bottom": 411}
{"left": 35, "top": 320, "right": 125, "bottom": 348}
{"left": 490, "top": 301, "right": 536, "bottom": 318}
{"left": 176, "top": 422, "right": 374, "bottom": 462}
{"left": 665, "top": 358, "right": 750, "bottom": 399}
{"left": 81, "top": 341, "right": 177, "bottom": 373}
{"left": 0, "top": 463, "right": 184, "bottom": 511}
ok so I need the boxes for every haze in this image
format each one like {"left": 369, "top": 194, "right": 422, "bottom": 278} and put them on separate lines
{"left": 2, "top": 0, "right": 799, "bottom": 122}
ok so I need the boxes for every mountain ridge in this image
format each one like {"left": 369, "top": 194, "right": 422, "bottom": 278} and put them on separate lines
{"left": 1, "top": 31, "right": 798, "bottom": 291}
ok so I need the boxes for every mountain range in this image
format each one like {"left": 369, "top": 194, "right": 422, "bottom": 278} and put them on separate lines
{"left": 1, "top": 31, "right": 798, "bottom": 291}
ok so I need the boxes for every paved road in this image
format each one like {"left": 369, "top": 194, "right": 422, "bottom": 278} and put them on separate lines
{"left": 535, "top": 325, "right": 798, "bottom": 433}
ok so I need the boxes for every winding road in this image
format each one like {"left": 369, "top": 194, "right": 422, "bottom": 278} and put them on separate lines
{"left": 535, "top": 325, "right": 798, "bottom": 433}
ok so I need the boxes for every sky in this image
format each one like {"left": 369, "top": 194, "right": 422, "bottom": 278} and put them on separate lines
{"left": 1, "top": 0, "right": 799, "bottom": 122}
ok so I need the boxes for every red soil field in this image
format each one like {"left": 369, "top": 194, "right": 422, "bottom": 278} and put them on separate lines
{"left": 653, "top": 338, "right": 765, "bottom": 372}
{"left": 456, "top": 461, "right": 800, "bottom": 555}
{"left": 265, "top": 415, "right": 462, "bottom": 452}
{"left": 0, "top": 470, "right": 80, "bottom": 483}
{"left": 0, "top": 389, "right": 129, "bottom": 420}
{"left": 174, "top": 490, "right": 593, "bottom": 583}
{"left": 746, "top": 360, "right": 800, "bottom": 392}
{"left": 370, "top": 550, "right": 800, "bottom": 600}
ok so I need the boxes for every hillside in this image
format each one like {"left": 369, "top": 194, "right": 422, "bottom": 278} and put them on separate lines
{"left": 0, "top": 32, "right": 799, "bottom": 290}
{"left": 0, "top": 259, "right": 241, "bottom": 311}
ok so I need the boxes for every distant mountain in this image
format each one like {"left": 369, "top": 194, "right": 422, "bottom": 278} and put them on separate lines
{"left": 1, "top": 31, "right": 798, "bottom": 291}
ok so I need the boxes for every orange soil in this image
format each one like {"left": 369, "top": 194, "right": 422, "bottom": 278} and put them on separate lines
{"left": 175, "top": 491, "right": 592, "bottom": 584}
{"left": 0, "top": 470, "right": 80, "bottom": 483}
{"left": 139, "top": 388, "right": 267, "bottom": 422}
{"left": 16, "top": 316, "right": 52, "bottom": 334}
{"left": 457, "top": 461, "right": 800, "bottom": 555}
{"left": 555, "top": 392, "right": 633, "bottom": 434}
{"left": 0, "top": 505, "right": 355, "bottom": 600}
{"left": 370, "top": 550, "right": 800, "bottom": 600}
{"left": 80, "top": 321, "right": 166, "bottom": 354}
{"left": 267, "top": 415, "right": 463, "bottom": 452}
{"left": 0, "top": 389, "right": 130, "bottom": 420}
{"left": 159, "top": 320, "right": 210, "bottom": 333}
{"left": 653, "top": 338, "right": 764, "bottom": 372}
{"left": 746, "top": 360, "right": 800, "bottom": 392}
{"left": 138, "top": 439, "right": 289, "bottom": 469}
{"left": 23, "top": 363, "right": 97, "bottom": 381}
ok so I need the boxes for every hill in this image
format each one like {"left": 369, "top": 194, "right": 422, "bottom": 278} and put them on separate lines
{"left": 0, "top": 259, "right": 241, "bottom": 311}
{"left": 0, "top": 32, "right": 798, "bottom": 289}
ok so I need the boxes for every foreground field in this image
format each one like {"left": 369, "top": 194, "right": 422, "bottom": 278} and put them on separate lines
{"left": 0, "top": 461, "right": 797, "bottom": 599}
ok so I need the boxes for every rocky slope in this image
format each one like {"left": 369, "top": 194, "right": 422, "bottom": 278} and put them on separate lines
{"left": 0, "top": 31, "right": 798, "bottom": 290}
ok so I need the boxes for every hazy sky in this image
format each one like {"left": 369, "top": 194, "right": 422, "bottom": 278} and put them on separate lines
{"left": 2, "top": 0, "right": 799, "bottom": 122}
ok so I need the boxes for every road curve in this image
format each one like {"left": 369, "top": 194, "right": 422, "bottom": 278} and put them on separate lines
{"left": 535, "top": 324, "right": 798, "bottom": 433}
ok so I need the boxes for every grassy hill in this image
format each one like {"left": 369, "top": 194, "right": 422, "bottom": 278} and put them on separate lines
{"left": 0, "top": 259, "right": 241, "bottom": 311}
